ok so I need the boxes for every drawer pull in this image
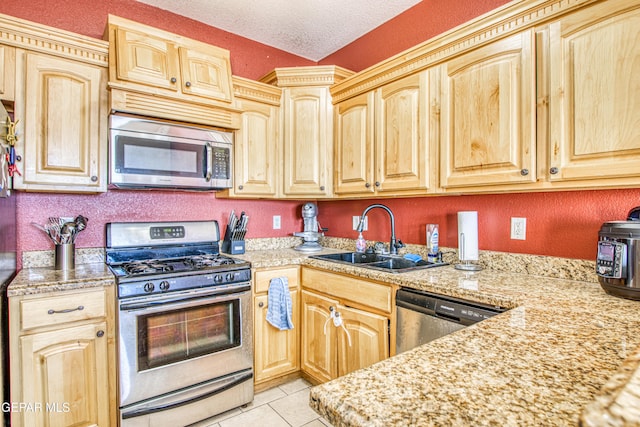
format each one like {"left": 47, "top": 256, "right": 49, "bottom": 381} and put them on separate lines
{"left": 48, "top": 305, "right": 84, "bottom": 315}
{"left": 96, "top": 330, "right": 105, "bottom": 338}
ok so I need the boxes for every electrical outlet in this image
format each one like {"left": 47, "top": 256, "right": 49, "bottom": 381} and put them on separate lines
{"left": 273, "top": 215, "right": 281, "bottom": 230}
{"left": 511, "top": 217, "right": 526, "bottom": 240}
{"left": 352, "top": 216, "right": 368, "bottom": 231}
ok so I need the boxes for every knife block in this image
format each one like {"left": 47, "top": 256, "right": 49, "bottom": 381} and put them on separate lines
{"left": 222, "top": 225, "right": 245, "bottom": 254}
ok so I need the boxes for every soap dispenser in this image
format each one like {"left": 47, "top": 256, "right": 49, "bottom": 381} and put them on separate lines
{"left": 355, "top": 232, "right": 366, "bottom": 253}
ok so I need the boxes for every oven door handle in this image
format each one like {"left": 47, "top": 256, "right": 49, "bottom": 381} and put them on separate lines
{"left": 121, "top": 369, "right": 253, "bottom": 420}
{"left": 120, "top": 285, "right": 250, "bottom": 311}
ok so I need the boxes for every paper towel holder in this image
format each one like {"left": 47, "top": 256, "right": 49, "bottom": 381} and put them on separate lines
{"left": 455, "top": 211, "right": 483, "bottom": 271}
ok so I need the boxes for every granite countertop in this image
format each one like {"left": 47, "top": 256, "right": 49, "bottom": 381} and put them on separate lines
{"left": 239, "top": 245, "right": 640, "bottom": 427}
{"left": 8, "top": 262, "right": 114, "bottom": 297}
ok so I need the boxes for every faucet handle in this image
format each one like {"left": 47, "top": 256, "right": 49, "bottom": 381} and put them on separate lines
{"left": 395, "top": 240, "right": 405, "bottom": 250}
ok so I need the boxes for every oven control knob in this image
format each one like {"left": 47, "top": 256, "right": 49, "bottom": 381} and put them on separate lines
{"left": 226, "top": 273, "right": 235, "bottom": 282}
{"left": 214, "top": 274, "right": 223, "bottom": 283}
{"left": 159, "top": 281, "right": 170, "bottom": 291}
{"left": 144, "top": 282, "right": 155, "bottom": 293}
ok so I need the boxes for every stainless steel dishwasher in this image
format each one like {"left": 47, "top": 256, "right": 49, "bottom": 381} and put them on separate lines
{"left": 396, "top": 288, "right": 506, "bottom": 354}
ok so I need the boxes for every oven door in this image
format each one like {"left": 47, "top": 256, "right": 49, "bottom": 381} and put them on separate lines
{"left": 117, "top": 285, "right": 252, "bottom": 407}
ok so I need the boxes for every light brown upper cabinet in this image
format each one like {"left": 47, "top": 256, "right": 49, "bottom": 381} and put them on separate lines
{"left": 0, "top": 45, "right": 15, "bottom": 101}
{"left": 13, "top": 51, "right": 108, "bottom": 192}
{"left": 107, "top": 15, "right": 240, "bottom": 129}
{"left": 262, "top": 66, "right": 353, "bottom": 198}
{"left": 334, "top": 72, "right": 431, "bottom": 197}
{"left": 546, "top": 0, "right": 640, "bottom": 187}
{"left": 438, "top": 30, "right": 537, "bottom": 191}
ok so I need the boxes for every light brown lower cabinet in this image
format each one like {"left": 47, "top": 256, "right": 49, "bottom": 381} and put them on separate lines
{"left": 9, "top": 286, "right": 116, "bottom": 427}
{"left": 300, "top": 268, "right": 391, "bottom": 384}
{"left": 253, "top": 267, "right": 300, "bottom": 387}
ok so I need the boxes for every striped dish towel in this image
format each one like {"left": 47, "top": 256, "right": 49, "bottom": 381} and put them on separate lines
{"left": 266, "top": 277, "right": 294, "bottom": 330}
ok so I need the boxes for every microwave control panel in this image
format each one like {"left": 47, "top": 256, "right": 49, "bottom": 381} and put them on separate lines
{"left": 596, "top": 240, "right": 627, "bottom": 279}
{"left": 211, "top": 147, "right": 230, "bottom": 179}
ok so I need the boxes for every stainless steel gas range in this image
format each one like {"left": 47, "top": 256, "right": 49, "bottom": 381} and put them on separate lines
{"left": 105, "top": 220, "right": 253, "bottom": 427}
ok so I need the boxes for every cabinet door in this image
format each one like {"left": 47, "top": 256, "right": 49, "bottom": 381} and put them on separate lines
{"left": 254, "top": 290, "right": 299, "bottom": 383}
{"left": 18, "top": 322, "right": 110, "bottom": 427}
{"left": 0, "top": 45, "right": 15, "bottom": 101}
{"left": 439, "top": 30, "right": 537, "bottom": 190}
{"left": 179, "top": 46, "right": 232, "bottom": 102}
{"left": 233, "top": 98, "right": 279, "bottom": 197}
{"left": 300, "top": 290, "right": 337, "bottom": 383}
{"left": 15, "top": 52, "right": 107, "bottom": 192}
{"left": 282, "top": 87, "right": 332, "bottom": 197}
{"left": 334, "top": 92, "right": 375, "bottom": 195}
{"left": 375, "top": 72, "right": 429, "bottom": 193}
{"left": 114, "top": 27, "right": 180, "bottom": 91}
{"left": 337, "top": 304, "right": 389, "bottom": 378}
{"left": 548, "top": 0, "right": 640, "bottom": 183}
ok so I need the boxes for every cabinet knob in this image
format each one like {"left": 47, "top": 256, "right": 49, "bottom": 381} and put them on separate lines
{"left": 365, "top": 182, "right": 371, "bottom": 188}
{"left": 238, "top": 185, "right": 244, "bottom": 190}
{"left": 170, "top": 77, "right": 177, "bottom": 84}
{"left": 90, "top": 175, "right": 98, "bottom": 182}
{"left": 320, "top": 185, "right": 325, "bottom": 191}
{"left": 185, "top": 81, "right": 192, "bottom": 88}
{"left": 258, "top": 302, "right": 264, "bottom": 308}
{"left": 375, "top": 181, "right": 380, "bottom": 187}
{"left": 520, "top": 169, "right": 529, "bottom": 176}
{"left": 96, "top": 330, "right": 105, "bottom": 338}
{"left": 550, "top": 167, "right": 559, "bottom": 175}
{"left": 16, "top": 155, "right": 22, "bottom": 162}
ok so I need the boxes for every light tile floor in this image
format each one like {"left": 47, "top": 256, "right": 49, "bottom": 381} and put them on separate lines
{"left": 192, "top": 378, "right": 333, "bottom": 427}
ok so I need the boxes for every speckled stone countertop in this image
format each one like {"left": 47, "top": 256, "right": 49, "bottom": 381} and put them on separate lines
{"left": 237, "top": 240, "right": 640, "bottom": 427}
{"left": 8, "top": 262, "right": 114, "bottom": 297}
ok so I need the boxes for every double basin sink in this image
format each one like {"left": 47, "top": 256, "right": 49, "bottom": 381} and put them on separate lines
{"left": 309, "top": 252, "right": 447, "bottom": 273}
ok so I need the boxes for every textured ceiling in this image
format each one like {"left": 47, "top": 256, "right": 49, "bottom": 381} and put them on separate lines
{"left": 135, "top": 0, "right": 422, "bottom": 61}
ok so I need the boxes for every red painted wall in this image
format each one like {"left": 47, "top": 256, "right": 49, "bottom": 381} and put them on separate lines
{"left": 320, "top": 0, "right": 511, "bottom": 71}
{"left": 2, "top": 0, "right": 637, "bottom": 264}
{"left": 318, "top": 190, "right": 640, "bottom": 260}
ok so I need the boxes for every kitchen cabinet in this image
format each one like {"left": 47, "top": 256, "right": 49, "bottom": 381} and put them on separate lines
{"left": 253, "top": 267, "right": 300, "bottom": 388}
{"left": 261, "top": 66, "right": 353, "bottom": 198}
{"left": 12, "top": 51, "right": 108, "bottom": 192}
{"left": 0, "top": 45, "right": 15, "bottom": 101}
{"left": 438, "top": 30, "right": 537, "bottom": 191}
{"left": 545, "top": 0, "right": 640, "bottom": 187}
{"left": 334, "top": 72, "right": 432, "bottom": 196}
{"left": 226, "top": 77, "right": 282, "bottom": 198}
{"left": 300, "top": 267, "right": 391, "bottom": 384}
{"left": 107, "top": 15, "right": 240, "bottom": 129}
{"left": 9, "top": 286, "right": 116, "bottom": 427}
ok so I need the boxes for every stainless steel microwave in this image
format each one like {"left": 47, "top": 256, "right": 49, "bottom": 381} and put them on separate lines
{"left": 108, "top": 114, "right": 233, "bottom": 190}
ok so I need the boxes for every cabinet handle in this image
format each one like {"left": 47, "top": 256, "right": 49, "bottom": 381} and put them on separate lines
{"left": 96, "top": 330, "right": 105, "bottom": 338}
{"left": 48, "top": 305, "right": 84, "bottom": 315}
{"left": 16, "top": 155, "right": 22, "bottom": 162}
{"left": 238, "top": 185, "right": 244, "bottom": 190}
{"left": 258, "top": 301, "right": 264, "bottom": 308}
{"left": 90, "top": 175, "right": 98, "bottom": 182}
{"left": 550, "top": 167, "right": 559, "bottom": 175}
{"left": 170, "top": 77, "right": 177, "bottom": 83}
{"left": 375, "top": 181, "right": 380, "bottom": 187}
{"left": 320, "top": 185, "right": 325, "bottom": 191}
{"left": 520, "top": 169, "right": 529, "bottom": 176}
{"left": 185, "top": 81, "right": 192, "bottom": 88}
{"left": 365, "top": 182, "right": 371, "bottom": 188}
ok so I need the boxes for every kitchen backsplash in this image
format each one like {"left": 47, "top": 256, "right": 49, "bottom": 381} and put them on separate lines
{"left": 21, "top": 237, "right": 598, "bottom": 283}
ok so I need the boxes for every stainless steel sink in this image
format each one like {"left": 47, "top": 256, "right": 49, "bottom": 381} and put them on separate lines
{"left": 309, "top": 252, "right": 447, "bottom": 273}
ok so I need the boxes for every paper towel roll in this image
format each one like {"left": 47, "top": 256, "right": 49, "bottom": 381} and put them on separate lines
{"left": 457, "top": 211, "right": 479, "bottom": 261}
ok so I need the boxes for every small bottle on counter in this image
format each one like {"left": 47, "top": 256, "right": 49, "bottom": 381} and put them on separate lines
{"left": 355, "top": 232, "right": 366, "bottom": 253}
{"left": 426, "top": 224, "right": 439, "bottom": 262}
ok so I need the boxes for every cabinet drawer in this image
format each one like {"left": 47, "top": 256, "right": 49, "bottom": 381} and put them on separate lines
{"left": 254, "top": 267, "right": 299, "bottom": 294}
{"left": 302, "top": 268, "right": 392, "bottom": 313}
{"left": 20, "top": 289, "right": 106, "bottom": 331}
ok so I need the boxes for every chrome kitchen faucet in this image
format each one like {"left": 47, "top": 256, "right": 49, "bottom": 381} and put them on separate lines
{"left": 357, "top": 204, "right": 404, "bottom": 255}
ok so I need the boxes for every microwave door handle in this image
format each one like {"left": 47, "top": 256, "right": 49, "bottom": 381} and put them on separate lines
{"left": 204, "top": 143, "right": 213, "bottom": 182}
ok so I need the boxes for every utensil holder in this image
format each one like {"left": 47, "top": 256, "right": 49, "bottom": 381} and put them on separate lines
{"left": 54, "top": 243, "right": 75, "bottom": 270}
{"left": 222, "top": 224, "right": 245, "bottom": 254}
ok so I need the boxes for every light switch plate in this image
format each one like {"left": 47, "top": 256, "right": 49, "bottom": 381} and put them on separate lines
{"left": 273, "top": 215, "right": 281, "bottom": 230}
{"left": 352, "top": 216, "right": 368, "bottom": 231}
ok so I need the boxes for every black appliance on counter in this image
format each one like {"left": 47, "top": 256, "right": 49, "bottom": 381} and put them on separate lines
{"left": 106, "top": 220, "right": 254, "bottom": 427}
{"left": 597, "top": 207, "right": 640, "bottom": 300}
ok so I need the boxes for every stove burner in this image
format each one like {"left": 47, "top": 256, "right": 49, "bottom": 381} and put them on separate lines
{"left": 124, "top": 261, "right": 175, "bottom": 276}
{"left": 187, "top": 254, "right": 236, "bottom": 269}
